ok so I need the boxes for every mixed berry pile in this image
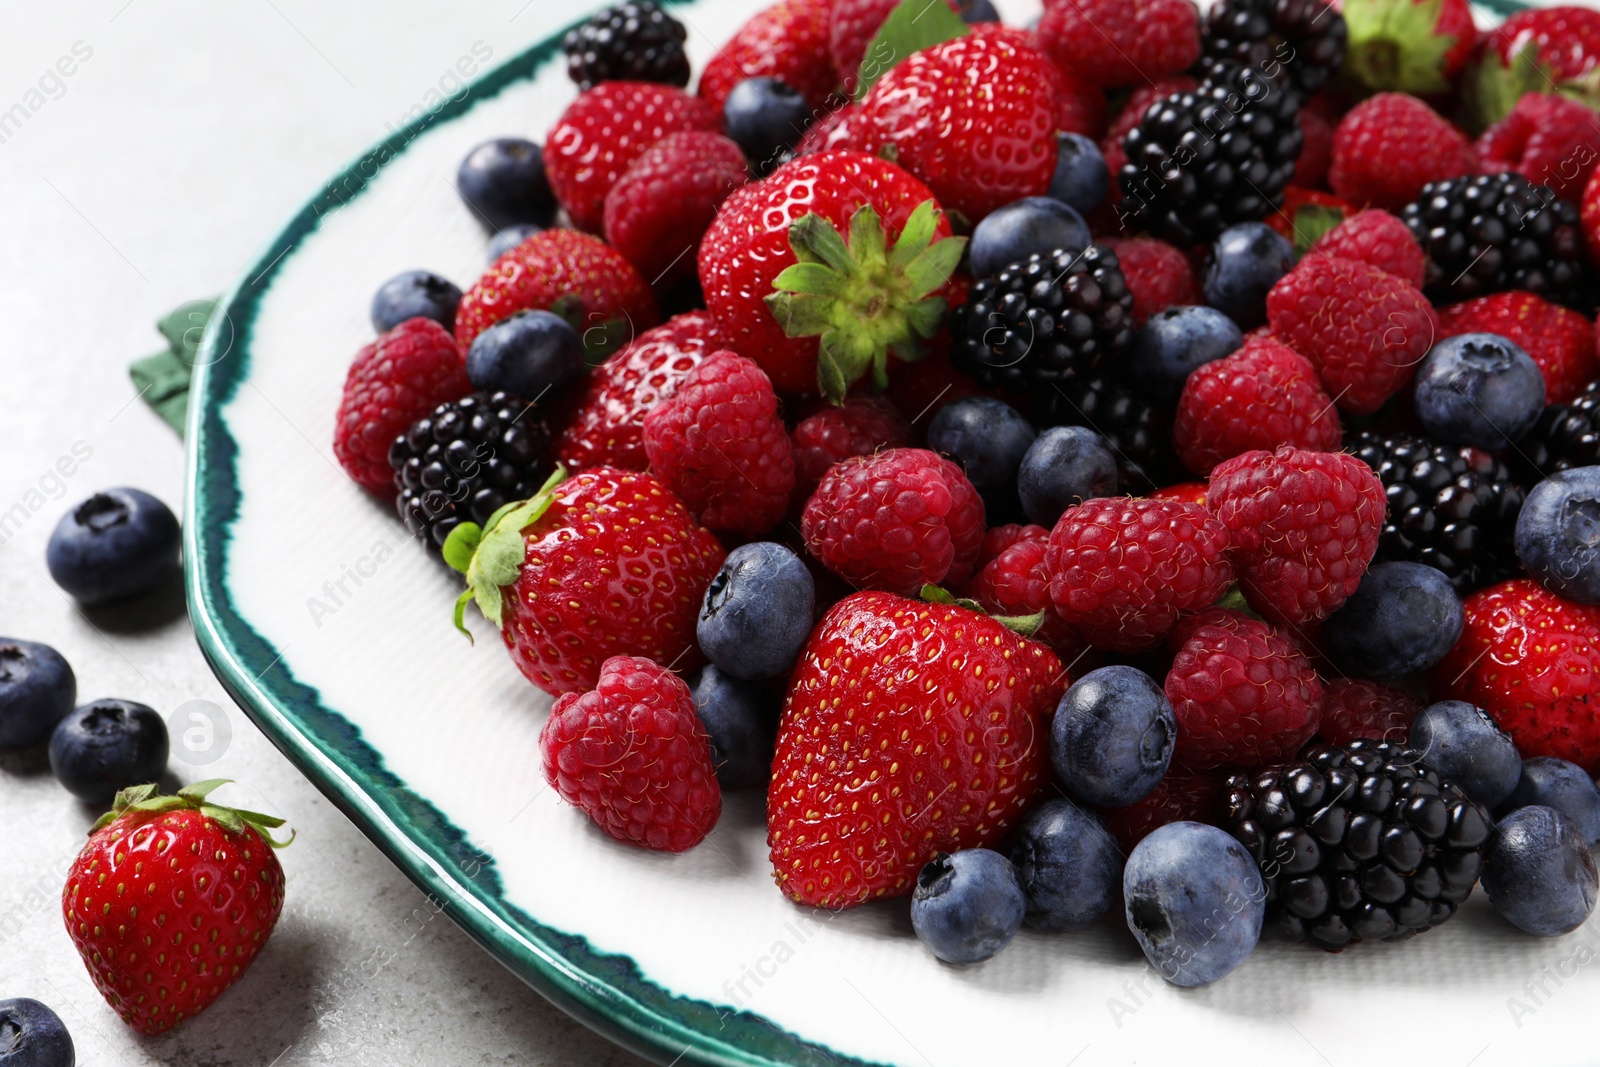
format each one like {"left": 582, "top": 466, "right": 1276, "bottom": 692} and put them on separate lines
{"left": 330, "top": 0, "right": 1600, "bottom": 987}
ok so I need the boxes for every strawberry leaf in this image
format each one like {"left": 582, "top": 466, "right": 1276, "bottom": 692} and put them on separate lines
{"left": 1465, "top": 44, "right": 1549, "bottom": 132}
{"left": 991, "top": 610, "right": 1047, "bottom": 638}
{"left": 441, "top": 522, "right": 482, "bottom": 575}
{"left": 853, "top": 0, "right": 968, "bottom": 102}
{"left": 452, "top": 466, "right": 568, "bottom": 635}
{"left": 89, "top": 780, "right": 297, "bottom": 847}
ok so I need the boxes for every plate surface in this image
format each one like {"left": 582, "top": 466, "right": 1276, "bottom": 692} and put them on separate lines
{"left": 185, "top": 2, "right": 1591, "bottom": 1066}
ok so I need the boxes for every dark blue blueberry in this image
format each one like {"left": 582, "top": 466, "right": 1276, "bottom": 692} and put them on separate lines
{"left": 1415, "top": 333, "right": 1546, "bottom": 451}
{"left": 1123, "top": 822, "right": 1265, "bottom": 987}
{"left": 46, "top": 489, "right": 181, "bottom": 606}
{"left": 968, "top": 197, "right": 1090, "bottom": 279}
{"left": 49, "top": 699, "right": 168, "bottom": 805}
{"left": 1482, "top": 805, "right": 1598, "bottom": 937}
{"left": 1322, "top": 562, "right": 1463, "bottom": 680}
{"left": 1504, "top": 757, "right": 1600, "bottom": 847}
{"left": 0, "top": 998, "right": 74, "bottom": 1067}
{"left": 1128, "top": 305, "right": 1243, "bottom": 408}
{"left": 370, "top": 270, "right": 462, "bottom": 334}
{"left": 0, "top": 640, "right": 75, "bottom": 749}
{"left": 1051, "top": 666, "right": 1174, "bottom": 807}
{"left": 1410, "top": 700, "right": 1522, "bottom": 809}
{"left": 955, "top": 0, "right": 999, "bottom": 21}
{"left": 927, "top": 396, "right": 1037, "bottom": 506}
{"left": 1016, "top": 425, "right": 1117, "bottom": 527}
{"left": 690, "top": 666, "right": 779, "bottom": 790}
{"left": 488, "top": 223, "right": 543, "bottom": 262}
{"left": 722, "top": 77, "right": 808, "bottom": 175}
{"left": 456, "top": 138, "right": 556, "bottom": 232}
{"left": 1202, "top": 222, "right": 1293, "bottom": 330}
{"left": 1515, "top": 467, "right": 1600, "bottom": 605}
{"left": 697, "top": 542, "right": 815, "bottom": 679}
{"left": 1010, "top": 797, "right": 1122, "bottom": 932}
{"left": 465, "top": 310, "right": 585, "bottom": 400}
{"left": 1046, "top": 133, "right": 1109, "bottom": 216}
{"left": 910, "top": 849, "right": 1027, "bottom": 964}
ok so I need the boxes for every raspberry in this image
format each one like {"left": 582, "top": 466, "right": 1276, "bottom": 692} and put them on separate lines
{"left": 1316, "top": 678, "right": 1423, "bottom": 747}
{"left": 1100, "top": 237, "right": 1199, "bottom": 328}
{"left": 1436, "top": 291, "right": 1599, "bottom": 404}
{"left": 1165, "top": 608, "right": 1323, "bottom": 770}
{"left": 643, "top": 351, "right": 795, "bottom": 536}
{"left": 966, "top": 522, "right": 1048, "bottom": 577}
{"left": 1207, "top": 446, "right": 1387, "bottom": 627}
{"left": 1036, "top": 0, "right": 1200, "bottom": 88}
{"left": 1098, "top": 769, "right": 1225, "bottom": 853}
{"left": 1295, "top": 108, "right": 1332, "bottom": 188}
{"left": 539, "top": 655, "right": 721, "bottom": 852}
{"left": 333, "top": 318, "right": 471, "bottom": 495}
{"left": 801, "top": 448, "right": 986, "bottom": 596}
{"left": 1306, "top": 209, "right": 1426, "bottom": 289}
{"left": 1044, "top": 498, "right": 1234, "bottom": 653}
{"left": 789, "top": 395, "right": 912, "bottom": 506}
{"left": 1477, "top": 92, "right": 1600, "bottom": 202}
{"left": 963, "top": 530, "right": 1088, "bottom": 663}
{"left": 603, "top": 131, "right": 748, "bottom": 287}
{"left": 1173, "top": 337, "right": 1341, "bottom": 477}
{"left": 1328, "top": 93, "right": 1476, "bottom": 212}
{"left": 1266, "top": 254, "right": 1437, "bottom": 415}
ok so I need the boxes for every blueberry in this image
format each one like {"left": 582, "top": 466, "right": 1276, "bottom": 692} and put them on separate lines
{"left": 0, "top": 998, "right": 74, "bottom": 1067}
{"left": 1051, "top": 666, "right": 1174, "bottom": 807}
{"left": 1515, "top": 467, "right": 1600, "bottom": 604}
{"left": 1123, "top": 822, "right": 1265, "bottom": 987}
{"left": 927, "top": 396, "right": 1037, "bottom": 506}
{"left": 910, "top": 849, "right": 1027, "bottom": 964}
{"left": 1482, "top": 805, "right": 1599, "bottom": 937}
{"left": 1016, "top": 425, "right": 1118, "bottom": 527}
{"left": 1202, "top": 222, "right": 1293, "bottom": 330}
{"left": 1128, "top": 305, "right": 1243, "bottom": 408}
{"left": 488, "top": 223, "right": 543, "bottom": 262}
{"left": 722, "top": 78, "right": 808, "bottom": 175}
{"left": 1047, "top": 133, "right": 1109, "bottom": 216}
{"left": 690, "top": 666, "right": 779, "bottom": 790}
{"left": 1410, "top": 700, "right": 1522, "bottom": 809}
{"left": 968, "top": 197, "right": 1090, "bottom": 279}
{"left": 46, "top": 489, "right": 181, "bottom": 606}
{"left": 49, "top": 699, "right": 168, "bottom": 805}
{"left": 0, "top": 641, "right": 75, "bottom": 749}
{"left": 955, "top": 0, "right": 999, "bottom": 21}
{"left": 1010, "top": 797, "right": 1123, "bottom": 932}
{"left": 456, "top": 138, "right": 556, "bottom": 232}
{"left": 697, "top": 542, "right": 816, "bottom": 679}
{"left": 370, "top": 270, "right": 462, "bottom": 334}
{"left": 1414, "top": 333, "right": 1546, "bottom": 450}
{"left": 1322, "top": 562, "right": 1463, "bottom": 680}
{"left": 465, "top": 310, "right": 585, "bottom": 400}
{"left": 1503, "top": 757, "right": 1600, "bottom": 847}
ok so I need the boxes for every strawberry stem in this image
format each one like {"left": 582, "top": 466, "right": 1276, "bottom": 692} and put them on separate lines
{"left": 443, "top": 465, "right": 569, "bottom": 639}
{"left": 93, "top": 780, "right": 295, "bottom": 848}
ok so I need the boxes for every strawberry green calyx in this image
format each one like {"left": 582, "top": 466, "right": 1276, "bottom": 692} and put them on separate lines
{"left": 766, "top": 199, "right": 966, "bottom": 404}
{"left": 1290, "top": 204, "right": 1346, "bottom": 257}
{"left": 444, "top": 466, "right": 568, "bottom": 639}
{"left": 1466, "top": 45, "right": 1551, "bottom": 130}
{"left": 92, "top": 780, "right": 294, "bottom": 847}
{"left": 921, "top": 583, "right": 1047, "bottom": 637}
{"left": 1341, "top": 0, "right": 1456, "bottom": 95}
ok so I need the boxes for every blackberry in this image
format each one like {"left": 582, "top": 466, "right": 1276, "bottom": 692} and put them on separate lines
{"left": 1401, "top": 173, "right": 1594, "bottom": 310}
{"left": 1198, "top": 0, "right": 1348, "bottom": 95}
{"left": 953, "top": 245, "right": 1135, "bottom": 391}
{"left": 1349, "top": 431, "right": 1524, "bottom": 594}
{"left": 1225, "top": 739, "right": 1494, "bottom": 951}
{"left": 389, "top": 392, "right": 552, "bottom": 551}
{"left": 1034, "top": 368, "right": 1177, "bottom": 492}
{"left": 562, "top": 1, "right": 690, "bottom": 92}
{"left": 1514, "top": 381, "right": 1600, "bottom": 485}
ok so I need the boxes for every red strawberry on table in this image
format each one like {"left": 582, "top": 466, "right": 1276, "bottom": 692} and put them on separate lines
{"left": 63, "top": 781, "right": 290, "bottom": 1035}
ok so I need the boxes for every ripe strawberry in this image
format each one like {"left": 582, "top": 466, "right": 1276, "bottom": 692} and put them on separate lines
{"left": 455, "top": 228, "right": 659, "bottom": 354}
{"left": 768, "top": 590, "right": 1066, "bottom": 908}
{"left": 449, "top": 468, "right": 725, "bottom": 695}
{"left": 1435, "top": 291, "right": 1598, "bottom": 403}
{"left": 603, "top": 131, "right": 749, "bottom": 288}
{"left": 333, "top": 318, "right": 471, "bottom": 495}
{"left": 1328, "top": 92, "right": 1476, "bottom": 211}
{"left": 1264, "top": 187, "right": 1358, "bottom": 253}
{"left": 540, "top": 655, "right": 721, "bottom": 852}
{"left": 829, "top": 0, "right": 962, "bottom": 85}
{"left": 861, "top": 32, "right": 1059, "bottom": 222}
{"left": 698, "top": 0, "right": 838, "bottom": 113}
{"left": 1472, "top": 6, "right": 1600, "bottom": 127}
{"left": 1100, "top": 237, "right": 1199, "bottom": 327}
{"left": 62, "top": 781, "right": 289, "bottom": 1035}
{"left": 789, "top": 395, "right": 911, "bottom": 506}
{"left": 1433, "top": 578, "right": 1600, "bottom": 772}
{"left": 1295, "top": 108, "right": 1334, "bottom": 189}
{"left": 1266, "top": 254, "right": 1437, "bottom": 415}
{"left": 962, "top": 526, "right": 1088, "bottom": 663}
{"left": 966, "top": 22, "right": 1108, "bottom": 137}
{"left": 1339, "top": 0, "right": 1476, "bottom": 94}
{"left": 643, "top": 351, "right": 795, "bottom": 536}
{"left": 1098, "top": 768, "right": 1225, "bottom": 853}
{"left": 1306, "top": 208, "right": 1426, "bottom": 289}
{"left": 1036, "top": 0, "right": 1200, "bottom": 89}
{"left": 1317, "top": 677, "right": 1423, "bottom": 746}
{"left": 1207, "top": 446, "right": 1386, "bottom": 627}
{"left": 1476, "top": 91, "right": 1600, "bottom": 203}
{"left": 1173, "top": 337, "right": 1342, "bottom": 477}
{"left": 544, "top": 82, "right": 720, "bottom": 233}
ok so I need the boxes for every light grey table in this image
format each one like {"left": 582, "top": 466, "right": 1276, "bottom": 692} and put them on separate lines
{"left": 0, "top": 1, "right": 649, "bottom": 1063}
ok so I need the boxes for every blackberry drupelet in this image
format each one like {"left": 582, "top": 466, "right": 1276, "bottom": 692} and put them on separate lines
{"left": 1034, "top": 368, "right": 1177, "bottom": 492}
{"left": 563, "top": 1, "right": 690, "bottom": 92}
{"left": 1198, "top": 0, "right": 1348, "bottom": 95}
{"left": 1401, "top": 173, "right": 1593, "bottom": 309}
{"left": 1514, "top": 381, "right": 1600, "bottom": 485}
{"left": 390, "top": 392, "right": 552, "bottom": 551}
{"left": 1349, "top": 431, "right": 1524, "bottom": 594}
{"left": 1225, "top": 739, "right": 1494, "bottom": 951}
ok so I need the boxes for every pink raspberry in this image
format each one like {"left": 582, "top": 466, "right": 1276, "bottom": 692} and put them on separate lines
{"left": 1098, "top": 769, "right": 1225, "bottom": 853}
{"left": 789, "top": 395, "right": 912, "bottom": 507}
{"left": 603, "top": 131, "right": 749, "bottom": 287}
{"left": 1101, "top": 237, "right": 1199, "bottom": 327}
{"left": 1306, "top": 209, "right": 1426, "bottom": 289}
{"left": 963, "top": 529, "right": 1088, "bottom": 663}
{"left": 1317, "top": 678, "right": 1423, "bottom": 747}
{"left": 1328, "top": 92, "right": 1475, "bottom": 212}
{"left": 1036, "top": 0, "right": 1200, "bottom": 88}
{"left": 1173, "top": 337, "right": 1342, "bottom": 476}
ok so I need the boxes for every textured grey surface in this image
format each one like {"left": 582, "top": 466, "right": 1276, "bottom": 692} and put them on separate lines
{"left": 0, "top": 1, "right": 649, "bottom": 1063}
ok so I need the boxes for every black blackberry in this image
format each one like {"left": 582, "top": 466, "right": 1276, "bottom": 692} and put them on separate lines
{"left": 953, "top": 245, "right": 1135, "bottom": 391}
{"left": 1199, "top": 0, "right": 1347, "bottom": 95}
{"left": 389, "top": 392, "right": 552, "bottom": 551}
{"left": 1401, "top": 173, "right": 1594, "bottom": 310}
{"left": 1513, "top": 381, "right": 1600, "bottom": 486}
{"left": 1349, "top": 431, "right": 1524, "bottom": 594}
{"left": 1118, "top": 74, "right": 1303, "bottom": 246}
{"left": 1034, "top": 368, "right": 1177, "bottom": 492}
{"left": 1225, "top": 739, "right": 1494, "bottom": 951}
{"left": 563, "top": 1, "right": 690, "bottom": 92}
